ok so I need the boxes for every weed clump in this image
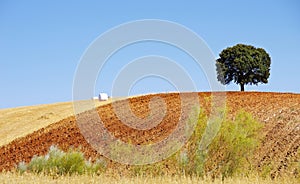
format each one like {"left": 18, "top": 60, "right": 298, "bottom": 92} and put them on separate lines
{"left": 17, "top": 145, "right": 107, "bottom": 176}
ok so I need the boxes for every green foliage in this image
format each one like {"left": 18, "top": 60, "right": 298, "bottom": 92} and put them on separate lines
{"left": 177, "top": 109, "right": 262, "bottom": 179}
{"left": 207, "top": 110, "right": 263, "bottom": 178}
{"left": 179, "top": 108, "right": 208, "bottom": 176}
{"left": 17, "top": 145, "right": 107, "bottom": 176}
{"left": 28, "top": 155, "right": 47, "bottom": 174}
{"left": 260, "top": 163, "right": 273, "bottom": 179}
{"left": 216, "top": 44, "right": 271, "bottom": 91}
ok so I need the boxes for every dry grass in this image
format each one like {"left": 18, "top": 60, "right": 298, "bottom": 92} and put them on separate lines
{"left": 0, "top": 99, "right": 118, "bottom": 146}
{"left": 0, "top": 172, "right": 298, "bottom": 184}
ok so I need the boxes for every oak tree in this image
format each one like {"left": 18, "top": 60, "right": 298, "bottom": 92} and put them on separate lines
{"left": 216, "top": 44, "right": 271, "bottom": 91}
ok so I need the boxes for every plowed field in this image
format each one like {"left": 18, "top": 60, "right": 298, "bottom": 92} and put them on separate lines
{"left": 0, "top": 92, "right": 299, "bottom": 177}
{"left": 0, "top": 99, "right": 116, "bottom": 147}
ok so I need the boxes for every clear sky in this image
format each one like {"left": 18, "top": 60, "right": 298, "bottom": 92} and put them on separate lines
{"left": 1, "top": 0, "right": 299, "bottom": 108}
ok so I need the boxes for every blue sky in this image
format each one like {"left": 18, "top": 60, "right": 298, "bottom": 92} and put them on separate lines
{"left": 1, "top": 0, "right": 299, "bottom": 108}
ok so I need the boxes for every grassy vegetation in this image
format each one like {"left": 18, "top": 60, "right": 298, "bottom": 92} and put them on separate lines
{"left": 17, "top": 146, "right": 107, "bottom": 176}
{"left": 0, "top": 172, "right": 299, "bottom": 184}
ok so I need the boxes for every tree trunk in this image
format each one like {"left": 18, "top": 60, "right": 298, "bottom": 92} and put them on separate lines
{"left": 240, "top": 83, "right": 245, "bottom": 91}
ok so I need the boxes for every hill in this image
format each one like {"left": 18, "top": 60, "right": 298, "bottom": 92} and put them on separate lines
{"left": 0, "top": 92, "right": 299, "bottom": 178}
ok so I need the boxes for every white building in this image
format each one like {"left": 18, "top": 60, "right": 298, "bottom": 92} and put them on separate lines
{"left": 98, "top": 93, "right": 109, "bottom": 101}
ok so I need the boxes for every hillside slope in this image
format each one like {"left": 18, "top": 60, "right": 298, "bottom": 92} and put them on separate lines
{"left": 0, "top": 99, "right": 115, "bottom": 146}
{"left": 0, "top": 92, "right": 299, "bottom": 178}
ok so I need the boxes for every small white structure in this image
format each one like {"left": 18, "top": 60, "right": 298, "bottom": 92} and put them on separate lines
{"left": 98, "top": 93, "right": 109, "bottom": 101}
{"left": 92, "top": 96, "right": 99, "bottom": 100}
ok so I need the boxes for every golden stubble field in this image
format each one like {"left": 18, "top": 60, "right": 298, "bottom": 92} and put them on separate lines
{"left": 0, "top": 172, "right": 299, "bottom": 184}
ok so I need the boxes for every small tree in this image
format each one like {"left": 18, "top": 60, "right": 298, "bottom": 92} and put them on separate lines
{"left": 216, "top": 44, "right": 271, "bottom": 91}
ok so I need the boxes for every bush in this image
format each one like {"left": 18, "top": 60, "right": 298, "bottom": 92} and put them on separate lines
{"left": 17, "top": 145, "right": 107, "bottom": 176}
{"left": 207, "top": 110, "right": 262, "bottom": 178}
{"left": 177, "top": 109, "right": 262, "bottom": 179}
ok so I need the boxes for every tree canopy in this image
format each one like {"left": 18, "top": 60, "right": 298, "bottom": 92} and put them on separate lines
{"left": 216, "top": 44, "right": 271, "bottom": 91}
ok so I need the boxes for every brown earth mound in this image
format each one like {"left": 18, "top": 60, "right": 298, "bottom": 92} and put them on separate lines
{"left": 0, "top": 92, "right": 299, "bottom": 177}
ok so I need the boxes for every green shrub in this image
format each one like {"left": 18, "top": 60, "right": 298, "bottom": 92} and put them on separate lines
{"left": 175, "top": 109, "right": 262, "bottom": 179}
{"left": 179, "top": 107, "right": 207, "bottom": 176}
{"left": 85, "top": 157, "right": 107, "bottom": 174}
{"left": 17, "top": 145, "right": 107, "bottom": 176}
{"left": 27, "top": 155, "right": 47, "bottom": 174}
{"left": 205, "top": 110, "right": 262, "bottom": 178}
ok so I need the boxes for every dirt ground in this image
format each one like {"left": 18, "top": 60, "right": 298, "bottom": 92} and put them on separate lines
{"left": 0, "top": 92, "right": 299, "bottom": 177}
{"left": 0, "top": 99, "right": 116, "bottom": 146}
